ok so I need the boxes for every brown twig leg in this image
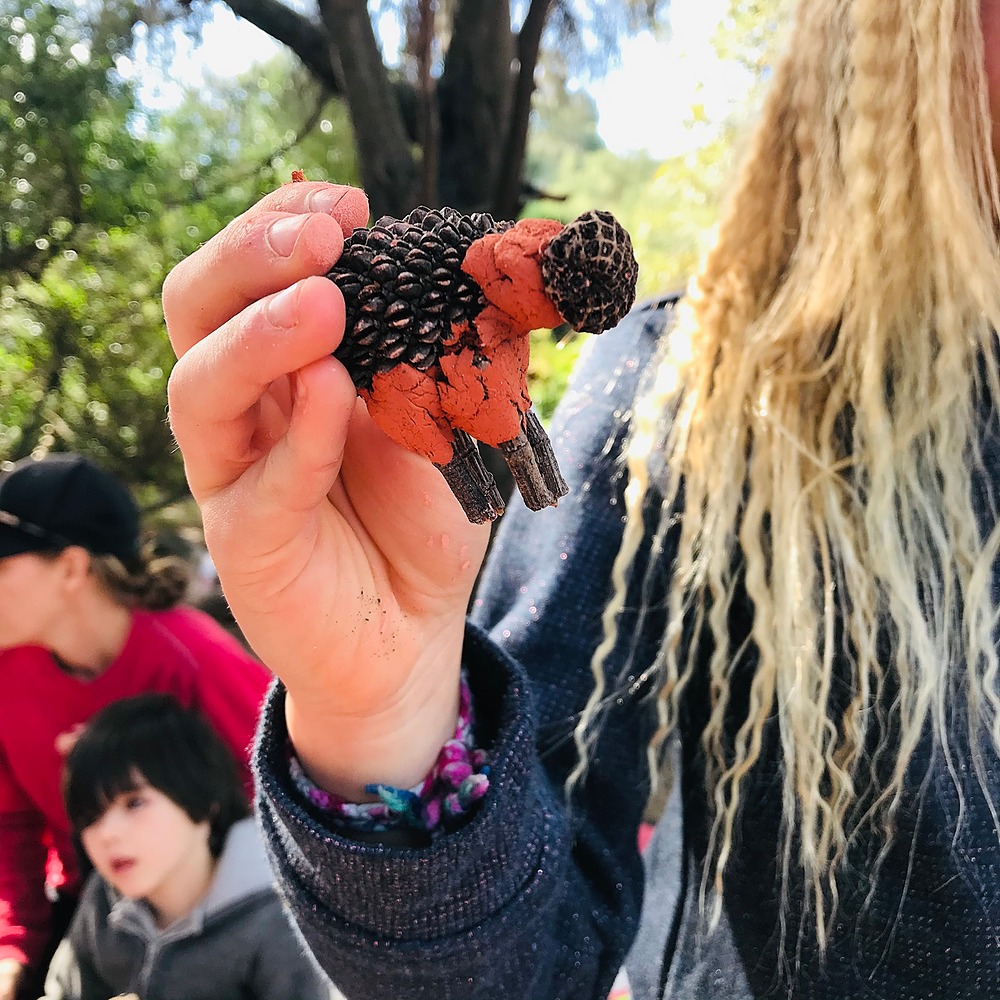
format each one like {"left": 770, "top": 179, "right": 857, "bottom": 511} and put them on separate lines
{"left": 498, "top": 409, "right": 568, "bottom": 511}
{"left": 522, "top": 408, "right": 568, "bottom": 500}
{"left": 435, "top": 430, "right": 506, "bottom": 523}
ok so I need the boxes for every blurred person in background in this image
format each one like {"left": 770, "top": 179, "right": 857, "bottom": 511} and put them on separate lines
{"left": 0, "top": 453, "right": 269, "bottom": 1000}
{"left": 41, "top": 693, "right": 333, "bottom": 1000}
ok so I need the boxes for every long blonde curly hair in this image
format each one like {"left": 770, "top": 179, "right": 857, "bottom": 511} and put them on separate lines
{"left": 577, "top": 0, "right": 1000, "bottom": 946}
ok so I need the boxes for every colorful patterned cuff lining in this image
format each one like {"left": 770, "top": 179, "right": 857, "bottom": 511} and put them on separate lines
{"left": 288, "top": 672, "right": 490, "bottom": 833}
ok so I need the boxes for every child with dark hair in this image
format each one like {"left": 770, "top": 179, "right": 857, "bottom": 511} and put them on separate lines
{"left": 0, "top": 453, "right": 270, "bottom": 1000}
{"left": 40, "top": 694, "right": 333, "bottom": 1000}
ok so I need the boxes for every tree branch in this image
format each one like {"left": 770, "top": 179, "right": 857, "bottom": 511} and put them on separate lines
{"left": 413, "top": 0, "right": 441, "bottom": 206}
{"left": 163, "top": 92, "right": 331, "bottom": 208}
{"left": 12, "top": 314, "right": 72, "bottom": 460}
{"left": 317, "top": 0, "right": 418, "bottom": 217}
{"left": 437, "top": 0, "right": 514, "bottom": 211}
{"left": 213, "top": 0, "right": 342, "bottom": 93}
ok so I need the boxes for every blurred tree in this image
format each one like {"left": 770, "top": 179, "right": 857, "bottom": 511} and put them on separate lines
{"left": 171, "top": 0, "right": 671, "bottom": 220}
{"left": 0, "top": 0, "right": 358, "bottom": 502}
{"left": 0, "top": 0, "right": 179, "bottom": 489}
{"left": 0, "top": 1, "right": 151, "bottom": 282}
{"left": 714, "top": 0, "right": 789, "bottom": 80}
{"left": 519, "top": 0, "right": 787, "bottom": 414}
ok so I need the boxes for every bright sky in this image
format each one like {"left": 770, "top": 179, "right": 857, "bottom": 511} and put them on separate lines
{"left": 130, "top": 0, "right": 752, "bottom": 161}
{"left": 588, "top": 0, "right": 753, "bottom": 157}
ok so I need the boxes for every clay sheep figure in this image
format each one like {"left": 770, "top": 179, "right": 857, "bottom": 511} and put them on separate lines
{"left": 325, "top": 202, "right": 639, "bottom": 523}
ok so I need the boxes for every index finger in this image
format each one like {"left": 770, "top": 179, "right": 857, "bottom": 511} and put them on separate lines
{"left": 162, "top": 181, "right": 370, "bottom": 359}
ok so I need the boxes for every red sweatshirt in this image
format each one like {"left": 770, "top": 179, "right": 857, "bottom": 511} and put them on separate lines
{"left": 0, "top": 607, "right": 270, "bottom": 971}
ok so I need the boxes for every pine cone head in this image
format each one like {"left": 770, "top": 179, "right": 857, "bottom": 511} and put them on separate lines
{"left": 540, "top": 210, "right": 639, "bottom": 334}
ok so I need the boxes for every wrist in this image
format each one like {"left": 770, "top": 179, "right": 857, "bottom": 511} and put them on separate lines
{"left": 285, "top": 673, "right": 462, "bottom": 801}
{"left": 289, "top": 669, "right": 489, "bottom": 832}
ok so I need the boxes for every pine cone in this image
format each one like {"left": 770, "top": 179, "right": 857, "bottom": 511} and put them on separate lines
{"left": 329, "top": 207, "right": 511, "bottom": 391}
{"left": 540, "top": 210, "right": 639, "bottom": 334}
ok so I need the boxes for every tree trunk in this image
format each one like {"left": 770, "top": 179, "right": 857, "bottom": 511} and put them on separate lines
{"left": 494, "top": 0, "right": 551, "bottom": 218}
{"left": 412, "top": 0, "right": 441, "bottom": 207}
{"left": 226, "top": 0, "right": 341, "bottom": 92}
{"left": 211, "top": 0, "right": 554, "bottom": 220}
{"left": 317, "top": 0, "right": 419, "bottom": 218}
{"left": 436, "top": 0, "right": 514, "bottom": 212}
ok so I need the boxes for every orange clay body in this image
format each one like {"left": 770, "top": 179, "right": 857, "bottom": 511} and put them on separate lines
{"left": 361, "top": 218, "right": 566, "bottom": 464}
{"left": 361, "top": 364, "right": 454, "bottom": 465}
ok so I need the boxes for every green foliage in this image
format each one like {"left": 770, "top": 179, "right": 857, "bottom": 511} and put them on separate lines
{"left": 0, "top": 0, "right": 178, "bottom": 489}
{"left": 525, "top": 327, "right": 583, "bottom": 424}
{"left": 151, "top": 58, "right": 360, "bottom": 255}
{"left": 0, "top": 1, "right": 358, "bottom": 504}
{"left": 524, "top": 0, "right": 784, "bottom": 305}
{"left": 0, "top": 230, "right": 176, "bottom": 484}
{"left": 518, "top": 0, "right": 785, "bottom": 411}
{"left": 0, "top": 1, "right": 154, "bottom": 281}
{"left": 713, "top": 0, "right": 792, "bottom": 78}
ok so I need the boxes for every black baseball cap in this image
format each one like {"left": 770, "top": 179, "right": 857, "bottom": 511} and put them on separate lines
{"left": 0, "top": 454, "right": 142, "bottom": 565}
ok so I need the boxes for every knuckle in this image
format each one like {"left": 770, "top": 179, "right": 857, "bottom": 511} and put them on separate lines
{"left": 165, "top": 360, "right": 194, "bottom": 421}
{"left": 167, "top": 358, "right": 198, "bottom": 424}
{"left": 160, "top": 258, "right": 188, "bottom": 321}
{"left": 216, "top": 214, "right": 264, "bottom": 270}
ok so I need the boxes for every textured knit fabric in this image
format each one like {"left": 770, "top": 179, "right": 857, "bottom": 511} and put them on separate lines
{"left": 254, "top": 297, "right": 1000, "bottom": 999}
{"left": 39, "top": 817, "right": 333, "bottom": 1000}
{"left": 0, "top": 607, "right": 270, "bottom": 970}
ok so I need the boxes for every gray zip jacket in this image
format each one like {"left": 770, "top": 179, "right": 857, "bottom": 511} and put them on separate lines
{"left": 39, "top": 817, "right": 333, "bottom": 1000}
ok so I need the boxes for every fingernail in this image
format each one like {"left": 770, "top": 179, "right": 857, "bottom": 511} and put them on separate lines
{"left": 309, "top": 187, "right": 351, "bottom": 214}
{"left": 267, "top": 283, "right": 300, "bottom": 328}
{"left": 268, "top": 215, "right": 309, "bottom": 257}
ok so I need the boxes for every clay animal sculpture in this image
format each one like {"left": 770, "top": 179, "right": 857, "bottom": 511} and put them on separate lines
{"left": 326, "top": 203, "right": 639, "bottom": 523}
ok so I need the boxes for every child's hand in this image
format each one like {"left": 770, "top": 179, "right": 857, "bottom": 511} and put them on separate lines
{"left": 54, "top": 723, "right": 85, "bottom": 757}
{"left": 0, "top": 958, "right": 24, "bottom": 1000}
{"left": 164, "top": 182, "right": 491, "bottom": 799}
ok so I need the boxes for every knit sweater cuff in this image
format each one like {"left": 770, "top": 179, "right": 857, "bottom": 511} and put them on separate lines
{"left": 252, "top": 621, "right": 568, "bottom": 942}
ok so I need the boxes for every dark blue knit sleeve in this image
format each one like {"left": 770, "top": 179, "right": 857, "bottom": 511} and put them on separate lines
{"left": 253, "top": 298, "right": 679, "bottom": 1000}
